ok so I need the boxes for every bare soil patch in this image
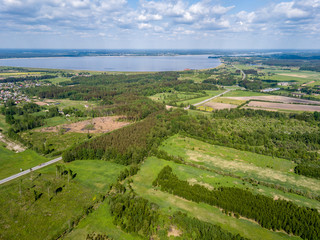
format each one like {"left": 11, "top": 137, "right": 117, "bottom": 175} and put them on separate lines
{"left": 167, "top": 226, "right": 182, "bottom": 237}
{"left": 34, "top": 101, "right": 48, "bottom": 106}
{"left": 0, "top": 133, "right": 26, "bottom": 152}
{"left": 204, "top": 102, "right": 237, "bottom": 110}
{"left": 188, "top": 178, "right": 214, "bottom": 190}
{"left": 302, "top": 81, "right": 315, "bottom": 86}
{"left": 225, "top": 95, "right": 320, "bottom": 105}
{"left": 38, "top": 116, "right": 130, "bottom": 134}
{"left": 278, "top": 73, "right": 309, "bottom": 78}
{"left": 247, "top": 101, "right": 320, "bottom": 112}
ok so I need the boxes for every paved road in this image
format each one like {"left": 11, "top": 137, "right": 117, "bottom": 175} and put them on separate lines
{"left": 0, "top": 157, "right": 62, "bottom": 185}
{"left": 193, "top": 89, "right": 231, "bottom": 107}
{"left": 233, "top": 65, "right": 246, "bottom": 81}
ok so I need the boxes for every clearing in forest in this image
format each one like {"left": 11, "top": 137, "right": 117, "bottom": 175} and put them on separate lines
{"left": 38, "top": 116, "right": 130, "bottom": 134}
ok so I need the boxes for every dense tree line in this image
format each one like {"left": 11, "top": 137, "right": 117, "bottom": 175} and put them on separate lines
{"left": 295, "top": 161, "right": 320, "bottom": 179}
{"left": 1, "top": 74, "right": 57, "bottom": 83}
{"left": 203, "top": 74, "right": 237, "bottom": 86}
{"left": 153, "top": 166, "right": 320, "bottom": 239}
{"left": 109, "top": 192, "right": 159, "bottom": 236}
{"left": 62, "top": 110, "right": 178, "bottom": 164}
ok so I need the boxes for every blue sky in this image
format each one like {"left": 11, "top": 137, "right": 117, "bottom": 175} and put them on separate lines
{"left": 0, "top": 0, "right": 319, "bottom": 49}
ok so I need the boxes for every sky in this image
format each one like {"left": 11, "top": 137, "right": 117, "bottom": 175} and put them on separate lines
{"left": 0, "top": 0, "right": 320, "bottom": 49}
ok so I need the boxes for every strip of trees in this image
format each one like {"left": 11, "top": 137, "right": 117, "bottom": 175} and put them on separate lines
{"left": 153, "top": 166, "right": 320, "bottom": 239}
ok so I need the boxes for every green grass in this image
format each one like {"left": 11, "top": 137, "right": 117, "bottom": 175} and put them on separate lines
{"left": 159, "top": 135, "right": 320, "bottom": 197}
{"left": 0, "top": 160, "right": 125, "bottom": 240}
{"left": 21, "top": 131, "right": 91, "bottom": 156}
{"left": 0, "top": 114, "right": 10, "bottom": 132}
{"left": 132, "top": 157, "right": 301, "bottom": 240}
{"left": 43, "top": 77, "right": 71, "bottom": 85}
{"left": 65, "top": 201, "right": 142, "bottom": 240}
{"left": 0, "top": 146, "right": 50, "bottom": 179}
{"left": 176, "top": 90, "right": 225, "bottom": 105}
{"left": 149, "top": 91, "right": 203, "bottom": 105}
{"left": 211, "top": 97, "right": 246, "bottom": 105}
{"left": 43, "top": 116, "right": 90, "bottom": 128}
{"left": 62, "top": 160, "right": 126, "bottom": 193}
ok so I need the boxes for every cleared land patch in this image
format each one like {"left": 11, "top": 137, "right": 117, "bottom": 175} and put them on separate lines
{"left": 247, "top": 101, "right": 320, "bottom": 112}
{"left": 225, "top": 95, "right": 320, "bottom": 105}
{"left": 38, "top": 116, "right": 130, "bottom": 134}
{"left": 203, "top": 102, "right": 237, "bottom": 110}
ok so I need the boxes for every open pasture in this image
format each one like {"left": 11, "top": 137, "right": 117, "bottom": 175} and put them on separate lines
{"left": 132, "top": 157, "right": 302, "bottom": 240}
{"left": 159, "top": 135, "right": 320, "bottom": 196}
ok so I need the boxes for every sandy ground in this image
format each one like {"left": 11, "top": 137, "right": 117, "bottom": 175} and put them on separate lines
{"left": 38, "top": 116, "right": 130, "bottom": 134}
{"left": 225, "top": 95, "right": 320, "bottom": 105}
{"left": 167, "top": 226, "right": 182, "bottom": 237}
{"left": 0, "top": 133, "right": 26, "bottom": 152}
{"left": 302, "top": 81, "right": 315, "bottom": 86}
{"left": 204, "top": 102, "right": 237, "bottom": 110}
{"left": 247, "top": 101, "right": 320, "bottom": 112}
{"left": 34, "top": 101, "right": 48, "bottom": 106}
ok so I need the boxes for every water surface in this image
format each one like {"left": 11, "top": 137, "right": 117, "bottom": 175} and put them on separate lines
{"left": 0, "top": 55, "right": 221, "bottom": 71}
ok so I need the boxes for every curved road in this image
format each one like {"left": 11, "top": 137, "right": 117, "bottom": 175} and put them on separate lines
{"left": 233, "top": 65, "right": 246, "bottom": 81}
{"left": 0, "top": 157, "right": 62, "bottom": 185}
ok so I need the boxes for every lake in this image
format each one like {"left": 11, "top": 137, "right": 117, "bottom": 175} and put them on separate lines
{"left": 0, "top": 55, "right": 221, "bottom": 72}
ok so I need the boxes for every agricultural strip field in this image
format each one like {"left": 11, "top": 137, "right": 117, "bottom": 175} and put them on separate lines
{"left": 246, "top": 101, "right": 320, "bottom": 112}
{"left": 132, "top": 157, "right": 302, "bottom": 240}
{"left": 0, "top": 160, "right": 127, "bottom": 240}
{"left": 159, "top": 135, "right": 320, "bottom": 203}
{"left": 224, "top": 95, "right": 320, "bottom": 105}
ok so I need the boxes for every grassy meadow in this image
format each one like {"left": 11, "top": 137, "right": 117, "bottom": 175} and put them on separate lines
{"left": 159, "top": 135, "right": 320, "bottom": 199}
{"left": 0, "top": 146, "right": 49, "bottom": 179}
{"left": 0, "top": 160, "right": 126, "bottom": 240}
{"left": 132, "top": 157, "right": 301, "bottom": 240}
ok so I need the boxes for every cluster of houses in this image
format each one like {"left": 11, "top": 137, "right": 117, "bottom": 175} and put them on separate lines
{"left": 0, "top": 81, "right": 50, "bottom": 104}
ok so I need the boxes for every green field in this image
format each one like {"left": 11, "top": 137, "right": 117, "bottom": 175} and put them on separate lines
{"left": 43, "top": 77, "right": 72, "bottom": 85}
{"left": 132, "top": 157, "right": 301, "bottom": 240}
{"left": 65, "top": 201, "right": 142, "bottom": 240}
{"left": 0, "top": 146, "right": 49, "bottom": 179}
{"left": 149, "top": 91, "right": 204, "bottom": 105}
{"left": 159, "top": 135, "right": 320, "bottom": 199}
{"left": 22, "top": 131, "right": 92, "bottom": 156}
{"left": 177, "top": 90, "right": 225, "bottom": 105}
{"left": 0, "top": 114, "right": 10, "bottom": 132}
{"left": 0, "top": 160, "right": 126, "bottom": 240}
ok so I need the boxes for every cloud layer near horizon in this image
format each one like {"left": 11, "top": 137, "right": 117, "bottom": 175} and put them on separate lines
{"left": 0, "top": 0, "right": 320, "bottom": 48}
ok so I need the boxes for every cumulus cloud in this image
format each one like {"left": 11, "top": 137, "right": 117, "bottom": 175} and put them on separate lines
{"left": 0, "top": 0, "right": 319, "bottom": 47}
